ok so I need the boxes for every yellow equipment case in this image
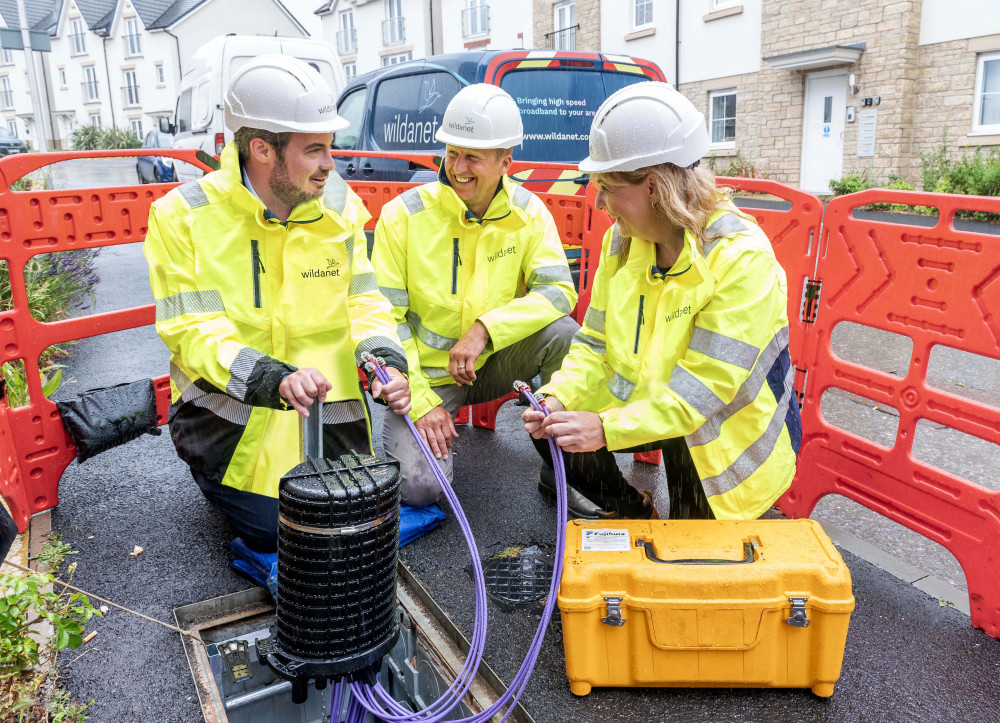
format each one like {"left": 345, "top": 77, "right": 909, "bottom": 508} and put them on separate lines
{"left": 557, "top": 519, "right": 854, "bottom": 697}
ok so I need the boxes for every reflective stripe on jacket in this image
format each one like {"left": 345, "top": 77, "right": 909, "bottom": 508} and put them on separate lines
{"left": 372, "top": 174, "right": 577, "bottom": 421}
{"left": 144, "top": 142, "right": 406, "bottom": 497}
{"left": 538, "top": 206, "right": 801, "bottom": 520}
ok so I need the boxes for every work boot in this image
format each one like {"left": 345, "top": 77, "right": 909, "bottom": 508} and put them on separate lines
{"left": 537, "top": 472, "right": 608, "bottom": 519}
{"left": 538, "top": 469, "right": 660, "bottom": 520}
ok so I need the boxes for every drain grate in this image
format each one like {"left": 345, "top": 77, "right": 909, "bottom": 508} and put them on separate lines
{"left": 483, "top": 552, "right": 553, "bottom": 605}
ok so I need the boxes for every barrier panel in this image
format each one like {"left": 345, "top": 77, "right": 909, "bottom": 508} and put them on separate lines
{"left": 0, "top": 149, "right": 216, "bottom": 530}
{"left": 782, "top": 189, "right": 1000, "bottom": 636}
{"left": 3, "top": 151, "right": 999, "bottom": 638}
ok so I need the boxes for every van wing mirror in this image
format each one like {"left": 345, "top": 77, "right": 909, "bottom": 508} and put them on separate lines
{"left": 159, "top": 117, "right": 175, "bottom": 134}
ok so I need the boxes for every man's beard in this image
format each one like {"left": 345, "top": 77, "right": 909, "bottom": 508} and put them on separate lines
{"left": 268, "top": 154, "right": 324, "bottom": 210}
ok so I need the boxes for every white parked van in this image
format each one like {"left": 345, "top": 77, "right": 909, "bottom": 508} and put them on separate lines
{"left": 162, "top": 35, "right": 342, "bottom": 182}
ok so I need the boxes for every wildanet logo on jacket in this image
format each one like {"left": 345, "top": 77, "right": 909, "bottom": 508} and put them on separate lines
{"left": 487, "top": 245, "right": 516, "bottom": 263}
{"left": 302, "top": 258, "right": 341, "bottom": 279}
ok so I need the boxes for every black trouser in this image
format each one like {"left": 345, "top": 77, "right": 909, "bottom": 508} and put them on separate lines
{"left": 536, "top": 435, "right": 714, "bottom": 519}
{"left": 191, "top": 418, "right": 372, "bottom": 553}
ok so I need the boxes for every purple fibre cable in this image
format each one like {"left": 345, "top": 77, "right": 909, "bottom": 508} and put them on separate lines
{"left": 350, "top": 356, "right": 570, "bottom": 723}
{"left": 352, "top": 354, "right": 492, "bottom": 720}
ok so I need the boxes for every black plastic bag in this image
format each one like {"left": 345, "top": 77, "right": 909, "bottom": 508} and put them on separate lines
{"left": 56, "top": 379, "right": 162, "bottom": 463}
{"left": 0, "top": 503, "right": 15, "bottom": 562}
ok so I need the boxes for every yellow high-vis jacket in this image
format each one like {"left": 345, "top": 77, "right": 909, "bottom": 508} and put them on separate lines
{"left": 539, "top": 206, "right": 801, "bottom": 520}
{"left": 144, "top": 142, "right": 406, "bottom": 498}
{"left": 372, "top": 173, "right": 577, "bottom": 421}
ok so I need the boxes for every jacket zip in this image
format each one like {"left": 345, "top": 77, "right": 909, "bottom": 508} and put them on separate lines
{"left": 451, "top": 237, "right": 462, "bottom": 295}
{"left": 634, "top": 295, "right": 645, "bottom": 354}
{"left": 251, "top": 239, "right": 264, "bottom": 309}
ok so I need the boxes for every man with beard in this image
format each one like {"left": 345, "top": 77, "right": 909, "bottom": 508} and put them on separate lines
{"left": 144, "top": 56, "right": 411, "bottom": 560}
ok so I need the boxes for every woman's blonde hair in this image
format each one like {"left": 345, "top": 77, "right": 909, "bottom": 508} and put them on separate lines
{"left": 591, "top": 162, "right": 731, "bottom": 265}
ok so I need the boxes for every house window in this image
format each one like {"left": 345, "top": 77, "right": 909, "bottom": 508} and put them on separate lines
{"left": 344, "top": 62, "right": 357, "bottom": 80}
{"left": 156, "top": 64, "right": 164, "bottom": 84}
{"left": 383, "top": 0, "right": 405, "bottom": 45}
{"left": 712, "top": 0, "right": 740, "bottom": 8}
{"left": 129, "top": 118, "right": 142, "bottom": 138}
{"left": 58, "top": 67, "right": 67, "bottom": 86}
{"left": 123, "top": 69, "right": 139, "bottom": 107}
{"left": 381, "top": 51, "right": 412, "bottom": 67}
{"left": 338, "top": 10, "right": 357, "bottom": 55}
{"left": 89, "top": 113, "right": 101, "bottom": 126}
{"left": 463, "top": 0, "right": 489, "bottom": 38}
{"left": 553, "top": 1, "right": 576, "bottom": 50}
{"left": 71, "top": 18, "right": 86, "bottom": 55}
{"left": 0, "top": 47, "right": 11, "bottom": 65}
{"left": 633, "top": 0, "right": 652, "bottom": 28}
{"left": 0, "top": 77, "right": 12, "bottom": 110}
{"left": 7, "top": 120, "right": 16, "bottom": 137}
{"left": 83, "top": 66, "right": 99, "bottom": 101}
{"left": 974, "top": 51, "right": 1000, "bottom": 134}
{"left": 709, "top": 88, "right": 736, "bottom": 148}
{"left": 124, "top": 17, "right": 141, "bottom": 56}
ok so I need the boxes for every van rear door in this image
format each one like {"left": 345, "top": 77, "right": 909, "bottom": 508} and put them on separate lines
{"left": 493, "top": 57, "right": 661, "bottom": 167}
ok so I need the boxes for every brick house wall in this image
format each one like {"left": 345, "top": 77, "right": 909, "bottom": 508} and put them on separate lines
{"left": 682, "top": 0, "right": 926, "bottom": 188}
{"left": 532, "top": 0, "right": 600, "bottom": 51}
{"left": 912, "top": 34, "right": 1000, "bottom": 187}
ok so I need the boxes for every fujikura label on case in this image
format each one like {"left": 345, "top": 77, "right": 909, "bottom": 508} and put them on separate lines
{"left": 581, "top": 528, "right": 630, "bottom": 552}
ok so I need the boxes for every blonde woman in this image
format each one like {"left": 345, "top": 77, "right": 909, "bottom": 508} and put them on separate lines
{"left": 524, "top": 82, "right": 800, "bottom": 520}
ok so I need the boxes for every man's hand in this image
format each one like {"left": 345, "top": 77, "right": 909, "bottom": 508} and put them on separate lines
{"left": 279, "top": 368, "right": 332, "bottom": 416}
{"left": 414, "top": 405, "right": 458, "bottom": 460}
{"left": 533, "top": 410, "right": 607, "bottom": 453}
{"left": 522, "top": 396, "right": 566, "bottom": 438}
{"left": 371, "top": 367, "right": 411, "bottom": 416}
{"left": 449, "top": 321, "right": 490, "bottom": 385}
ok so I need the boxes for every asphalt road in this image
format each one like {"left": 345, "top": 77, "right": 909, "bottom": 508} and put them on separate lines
{"left": 43, "top": 240, "right": 1000, "bottom": 722}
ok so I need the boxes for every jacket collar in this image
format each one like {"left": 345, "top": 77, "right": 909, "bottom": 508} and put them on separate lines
{"left": 436, "top": 162, "right": 523, "bottom": 227}
{"left": 625, "top": 225, "right": 707, "bottom": 288}
{"left": 214, "top": 142, "right": 331, "bottom": 229}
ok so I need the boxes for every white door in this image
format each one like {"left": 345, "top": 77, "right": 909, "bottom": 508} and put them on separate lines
{"left": 800, "top": 71, "right": 846, "bottom": 193}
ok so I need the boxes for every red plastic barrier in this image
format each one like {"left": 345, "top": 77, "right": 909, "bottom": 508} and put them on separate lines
{"left": 781, "top": 189, "right": 1000, "bottom": 636}
{"left": 0, "top": 149, "right": 216, "bottom": 531}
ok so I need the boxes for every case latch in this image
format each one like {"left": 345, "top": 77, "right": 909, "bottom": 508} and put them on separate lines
{"left": 601, "top": 596, "right": 624, "bottom": 627}
{"left": 787, "top": 597, "right": 810, "bottom": 627}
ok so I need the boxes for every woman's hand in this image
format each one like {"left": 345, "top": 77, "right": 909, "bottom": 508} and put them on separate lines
{"left": 522, "top": 396, "right": 565, "bottom": 438}
{"left": 536, "top": 411, "right": 608, "bottom": 453}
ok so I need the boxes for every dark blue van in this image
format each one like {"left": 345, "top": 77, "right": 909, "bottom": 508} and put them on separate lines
{"left": 333, "top": 50, "right": 666, "bottom": 185}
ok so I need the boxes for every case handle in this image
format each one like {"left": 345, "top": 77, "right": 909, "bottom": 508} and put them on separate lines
{"left": 636, "top": 538, "right": 758, "bottom": 565}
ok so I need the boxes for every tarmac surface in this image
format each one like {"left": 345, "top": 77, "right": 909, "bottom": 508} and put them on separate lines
{"left": 38, "top": 215, "right": 1000, "bottom": 720}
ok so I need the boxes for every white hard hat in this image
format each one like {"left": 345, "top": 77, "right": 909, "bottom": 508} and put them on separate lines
{"left": 224, "top": 55, "right": 348, "bottom": 135}
{"left": 435, "top": 84, "right": 523, "bottom": 149}
{"left": 579, "top": 82, "right": 709, "bottom": 173}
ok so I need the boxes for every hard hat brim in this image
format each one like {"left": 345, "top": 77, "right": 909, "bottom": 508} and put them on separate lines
{"left": 578, "top": 145, "right": 707, "bottom": 174}
{"left": 434, "top": 128, "right": 523, "bottom": 150}
{"left": 225, "top": 115, "right": 350, "bottom": 135}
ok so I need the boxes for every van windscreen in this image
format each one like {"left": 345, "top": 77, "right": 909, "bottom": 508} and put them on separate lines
{"left": 501, "top": 69, "right": 650, "bottom": 163}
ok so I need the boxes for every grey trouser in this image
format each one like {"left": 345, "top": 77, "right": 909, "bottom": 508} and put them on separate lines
{"left": 384, "top": 316, "right": 579, "bottom": 506}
